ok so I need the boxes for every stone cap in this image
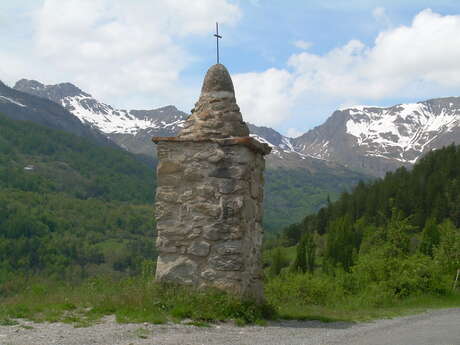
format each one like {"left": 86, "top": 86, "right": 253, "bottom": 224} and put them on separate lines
{"left": 177, "top": 64, "right": 250, "bottom": 140}
{"left": 200, "top": 63, "right": 235, "bottom": 98}
{"left": 152, "top": 136, "right": 272, "bottom": 155}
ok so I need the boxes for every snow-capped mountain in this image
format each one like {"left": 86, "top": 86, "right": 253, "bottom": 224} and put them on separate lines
{"left": 14, "top": 79, "right": 460, "bottom": 177}
{"left": 14, "top": 79, "right": 189, "bottom": 155}
{"left": 14, "top": 79, "right": 304, "bottom": 164}
{"left": 0, "top": 80, "right": 111, "bottom": 145}
{"left": 293, "top": 97, "right": 460, "bottom": 176}
{"left": 4, "top": 79, "right": 370, "bottom": 232}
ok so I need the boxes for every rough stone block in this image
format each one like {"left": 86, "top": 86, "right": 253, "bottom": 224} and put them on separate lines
{"left": 158, "top": 160, "right": 182, "bottom": 174}
{"left": 187, "top": 240, "right": 211, "bottom": 257}
{"left": 192, "top": 202, "right": 221, "bottom": 218}
{"left": 157, "top": 174, "right": 181, "bottom": 187}
{"left": 184, "top": 166, "right": 205, "bottom": 181}
{"left": 209, "top": 254, "right": 243, "bottom": 271}
{"left": 156, "top": 255, "right": 198, "bottom": 285}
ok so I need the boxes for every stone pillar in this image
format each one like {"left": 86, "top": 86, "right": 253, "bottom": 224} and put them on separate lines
{"left": 153, "top": 64, "right": 271, "bottom": 301}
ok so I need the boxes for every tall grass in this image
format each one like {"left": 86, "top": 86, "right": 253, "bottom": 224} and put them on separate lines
{"left": 0, "top": 275, "right": 275, "bottom": 326}
{"left": 1, "top": 255, "right": 460, "bottom": 326}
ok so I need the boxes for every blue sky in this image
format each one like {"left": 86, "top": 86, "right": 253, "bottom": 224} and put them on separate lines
{"left": 1, "top": 1, "right": 460, "bottom": 136}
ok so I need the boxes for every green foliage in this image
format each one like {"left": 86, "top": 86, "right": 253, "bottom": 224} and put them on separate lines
{"left": 433, "top": 220, "right": 460, "bottom": 274}
{"left": 420, "top": 217, "right": 440, "bottom": 257}
{"left": 263, "top": 168, "right": 367, "bottom": 233}
{"left": 351, "top": 250, "right": 449, "bottom": 302}
{"left": 291, "top": 231, "right": 316, "bottom": 273}
{"left": 0, "top": 113, "right": 156, "bottom": 281}
{"left": 279, "top": 144, "right": 460, "bottom": 244}
{"left": 0, "top": 190, "right": 155, "bottom": 283}
{"left": 385, "top": 208, "right": 417, "bottom": 256}
{"left": 268, "top": 247, "right": 289, "bottom": 277}
{"left": 325, "top": 216, "right": 360, "bottom": 271}
{"left": 0, "top": 113, "right": 155, "bottom": 203}
{"left": 291, "top": 239, "right": 307, "bottom": 273}
{"left": 345, "top": 145, "right": 460, "bottom": 227}
{"left": 262, "top": 145, "right": 460, "bottom": 321}
{"left": 266, "top": 272, "right": 345, "bottom": 307}
{"left": 266, "top": 249, "right": 454, "bottom": 313}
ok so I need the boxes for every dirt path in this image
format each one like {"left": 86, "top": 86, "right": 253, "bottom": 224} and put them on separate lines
{"left": 1, "top": 308, "right": 459, "bottom": 345}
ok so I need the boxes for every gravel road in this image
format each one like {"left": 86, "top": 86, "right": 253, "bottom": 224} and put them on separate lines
{"left": 0, "top": 308, "right": 459, "bottom": 345}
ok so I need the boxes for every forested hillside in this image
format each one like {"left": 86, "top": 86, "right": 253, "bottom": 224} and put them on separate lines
{"left": 0, "top": 114, "right": 155, "bottom": 202}
{"left": 281, "top": 144, "right": 460, "bottom": 243}
{"left": 0, "top": 114, "right": 156, "bottom": 284}
{"left": 263, "top": 168, "right": 366, "bottom": 232}
{"left": 267, "top": 145, "right": 460, "bottom": 311}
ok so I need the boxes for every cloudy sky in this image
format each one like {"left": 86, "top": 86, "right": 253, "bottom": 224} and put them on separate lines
{"left": 1, "top": 0, "right": 460, "bottom": 137}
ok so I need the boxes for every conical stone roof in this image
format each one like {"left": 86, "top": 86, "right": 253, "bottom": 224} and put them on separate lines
{"left": 178, "top": 64, "right": 250, "bottom": 139}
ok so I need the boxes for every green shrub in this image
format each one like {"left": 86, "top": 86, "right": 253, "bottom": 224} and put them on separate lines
{"left": 266, "top": 272, "right": 345, "bottom": 307}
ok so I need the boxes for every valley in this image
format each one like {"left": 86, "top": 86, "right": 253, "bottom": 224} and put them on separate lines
{"left": 2, "top": 3, "right": 460, "bottom": 344}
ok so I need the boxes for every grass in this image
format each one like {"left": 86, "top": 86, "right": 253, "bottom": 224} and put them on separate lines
{"left": 0, "top": 275, "right": 459, "bottom": 327}
{"left": 0, "top": 317, "right": 19, "bottom": 326}
{"left": 0, "top": 276, "right": 275, "bottom": 327}
{"left": 273, "top": 290, "right": 460, "bottom": 322}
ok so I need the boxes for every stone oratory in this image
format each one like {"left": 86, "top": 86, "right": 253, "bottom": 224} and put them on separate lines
{"left": 153, "top": 64, "right": 271, "bottom": 301}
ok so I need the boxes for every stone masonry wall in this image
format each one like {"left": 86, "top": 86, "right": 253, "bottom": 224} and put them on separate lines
{"left": 154, "top": 139, "right": 266, "bottom": 301}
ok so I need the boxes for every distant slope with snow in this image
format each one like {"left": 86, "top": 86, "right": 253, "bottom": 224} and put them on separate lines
{"left": 11, "top": 78, "right": 372, "bottom": 231}
{"left": 0, "top": 81, "right": 111, "bottom": 146}
{"left": 294, "top": 97, "right": 460, "bottom": 176}
{"left": 14, "top": 79, "right": 312, "bottom": 167}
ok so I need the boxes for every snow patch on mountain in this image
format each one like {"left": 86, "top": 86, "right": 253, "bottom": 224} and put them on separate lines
{"left": 0, "top": 95, "right": 26, "bottom": 107}
{"left": 64, "top": 95, "right": 161, "bottom": 134}
{"left": 344, "top": 101, "right": 460, "bottom": 163}
{"left": 14, "top": 79, "right": 307, "bottom": 161}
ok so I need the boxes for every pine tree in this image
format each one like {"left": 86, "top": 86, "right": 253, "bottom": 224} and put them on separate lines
{"left": 304, "top": 231, "right": 316, "bottom": 273}
{"left": 269, "top": 247, "right": 287, "bottom": 276}
{"left": 433, "top": 219, "right": 460, "bottom": 274}
{"left": 325, "top": 216, "right": 356, "bottom": 271}
{"left": 291, "top": 238, "right": 307, "bottom": 273}
{"left": 420, "top": 217, "right": 440, "bottom": 257}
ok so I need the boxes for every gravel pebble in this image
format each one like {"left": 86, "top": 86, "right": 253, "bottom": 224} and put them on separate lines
{"left": 0, "top": 308, "right": 459, "bottom": 345}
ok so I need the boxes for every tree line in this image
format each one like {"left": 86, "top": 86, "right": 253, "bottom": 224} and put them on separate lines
{"left": 266, "top": 145, "right": 460, "bottom": 306}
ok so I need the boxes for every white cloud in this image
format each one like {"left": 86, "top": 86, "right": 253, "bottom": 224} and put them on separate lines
{"left": 293, "top": 40, "right": 312, "bottom": 50}
{"left": 0, "top": 0, "right": 241, "bottom": 109}
{"left": 233, "top": 68, "right": 294, "bottom": 127}
{"left": 235, "top": 9, "right": 460, "bottom": 129}
{"left": 372, "top": 7, "right": 391, "bottom": 28}
{"left": 290, "top": 9, "right": 460, "bottom": 99}
{"left": 2, "top": 5, "right": 460, "bottom": 134}
{"left": 285, "top": 128, "right": 303, "bottom": 138}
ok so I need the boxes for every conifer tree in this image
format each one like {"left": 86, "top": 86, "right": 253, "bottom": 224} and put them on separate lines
{"left": 269, "top": 247, "right": 287, "bottom": 276}
{"left": 420, "top": 217, "right": 440, "bottom": 257}
{"left": 304, "top": 231, "right": 316, "bottom": 272}
{"left": 291, "top": 237, "right": 307, "bottom": 273}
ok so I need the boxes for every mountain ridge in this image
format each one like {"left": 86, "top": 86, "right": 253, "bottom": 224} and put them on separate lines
{"left": 14, "top": 78, "right": 460, "bottom": 177}
{"left": 293, "top": 97, "right": 460, "bottom": 176}
{"left": 13, "top": 79, "right": 314, "bottom": 168}
{"left": 7, "top": 79, "right": 372, "bottom": 230}
{"left": 0, "top": 80, "right": 111, "bottom": 146}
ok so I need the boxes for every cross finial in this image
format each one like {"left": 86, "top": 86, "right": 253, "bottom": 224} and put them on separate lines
{"left": 214, "top": 22, "right": 222, "bottom": 64}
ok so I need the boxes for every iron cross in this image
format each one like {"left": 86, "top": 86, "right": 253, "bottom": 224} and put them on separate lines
{"left": 214, "top": 22, "right": 222, "bottom": 64}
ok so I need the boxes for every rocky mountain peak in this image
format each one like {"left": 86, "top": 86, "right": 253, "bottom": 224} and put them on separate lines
{"left": 13, "top": 77, "right": 460, "bottom": 177}
{"left": 14, "top": 79, "right": 45, "bottom": 91}
{"left": 295, "top": 96, "right": 460, "bottom": 176}
{"left": 14, "top": 79, "right": 89, "bottom": 104}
